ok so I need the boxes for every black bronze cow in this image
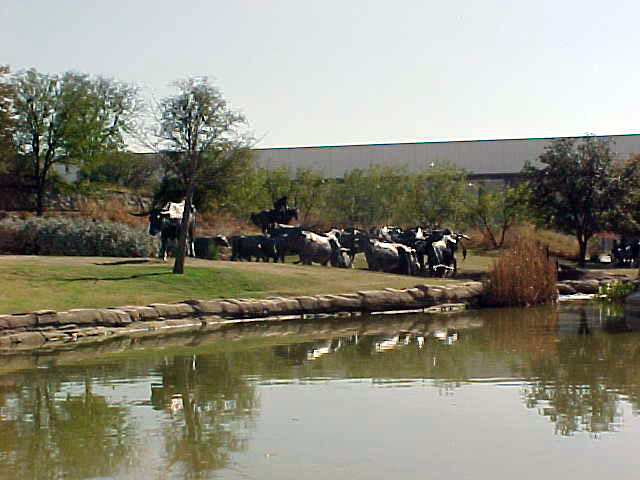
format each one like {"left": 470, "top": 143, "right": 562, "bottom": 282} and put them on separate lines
{"left": 364, "top": 239, "right": 419, "bottom": 276}
{"left": 131, "top": 207, "right": 196, "bottom": 261}
{"left": 250, "top": 208, "right": 299, "bottom": 233}
{"left": 423, "top": 231, "right": 469, "bottom": 277}
{"left": 230, "top": 235, "right": 276, "bottom": 262}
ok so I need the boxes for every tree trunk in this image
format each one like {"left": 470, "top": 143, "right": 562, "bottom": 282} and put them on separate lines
{"left": 35, "top": 182, "right": 45, "bottom": 217}
{"left": 173, "top": 203, "right": 190, "bottom": 274}
{"left": 577, "top": 236, "right": 588, "bottom": 268}
{"left": 173, "top": 184, "right": 195, "bottom": 274}
{"left": 482, "top": 218, "right": 499, "bottom": 249}
{"left": 498, "top": 224, "right": 508, "bottom": 249}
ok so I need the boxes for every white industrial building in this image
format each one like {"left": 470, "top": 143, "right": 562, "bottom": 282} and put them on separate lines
{"left": 254, "top": 134, "right": 640, "bottom": 179}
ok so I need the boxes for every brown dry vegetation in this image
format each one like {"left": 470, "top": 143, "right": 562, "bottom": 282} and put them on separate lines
{"left": 78, "top": 197, "right": 147, "bottom": 227}
{"left": 75, "top": 197, "right": 258, "bottom": 237}
{"left": 482, "top": 234, "right": 557, "bottom": 307}
{"left": 467, "top": 223, "right": 580, "bottom": 260}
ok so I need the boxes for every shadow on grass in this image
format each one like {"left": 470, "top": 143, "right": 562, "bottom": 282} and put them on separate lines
{"left": 60, "top": 272, "right": 172, "bottom": 282}
{"left": 94, "top": 259, "right": 151, "bottom": 266}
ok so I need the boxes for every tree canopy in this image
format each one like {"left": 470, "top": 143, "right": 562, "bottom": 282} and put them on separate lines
{"left": 523, "top": 136, "right": 627, "bottom": 265}
{"left": 12, "top": 69, "right": 140, "bottom": 215}
{"left": 466, "top": 182, "right": 530, "bottom": 249}
{"left": 0, "top": 65, "right": 14, "bottom": 173}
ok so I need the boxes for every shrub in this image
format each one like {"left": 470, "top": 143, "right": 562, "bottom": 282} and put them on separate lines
{"left": 206, "top": 243, "right": 219, "bottom": 260}
{"left": 482, "top": 234, "right": 557, "bottom": 307}
{"left": 597, "top": 281, "right": 636, "bottom": 301}
{"left": 0, "top": 217, "right": 158, "bottom": 257}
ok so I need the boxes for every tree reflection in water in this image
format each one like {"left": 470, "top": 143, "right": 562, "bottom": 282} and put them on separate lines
{"left": 512, "top": 304, "right": 640, "bottom": 436}
{"left": 151, "top": 352, "right": 258, "bottom": 479}
{"left": 0, "top": 367, "right": 136, "bottom": 480}
{"left": 2, "top": 304, "right": 640, "bottom": 478}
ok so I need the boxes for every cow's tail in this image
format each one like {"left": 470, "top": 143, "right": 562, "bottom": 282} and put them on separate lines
{"left": 189, "top": 213, "right": 196, "bottom": 257}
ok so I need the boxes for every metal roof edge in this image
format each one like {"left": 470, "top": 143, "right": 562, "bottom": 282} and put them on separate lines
{"left": 253, "top": 133, "right": 640, "bottom": 152}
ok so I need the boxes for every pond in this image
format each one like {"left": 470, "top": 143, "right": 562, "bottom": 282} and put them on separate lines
{"left": 1, "top": 303, "right": 640, "bottom": 480}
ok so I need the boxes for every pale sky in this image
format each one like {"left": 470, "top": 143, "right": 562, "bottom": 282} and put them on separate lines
{"left": 3, "top": 0, "right": 640, "bottom": 148}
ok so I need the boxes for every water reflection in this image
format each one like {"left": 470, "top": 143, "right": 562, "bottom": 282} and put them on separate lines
{"left": 149, "top": 354, "right": 258, "bottom": 479}
{"left": 1, "top": 303, "right": 640, "bottom": 478}
{"left": 0, "top": 367, "right": 137, "bottom": 479}
{"left": 522, "top": 303, "right": 640, "bottom": 437}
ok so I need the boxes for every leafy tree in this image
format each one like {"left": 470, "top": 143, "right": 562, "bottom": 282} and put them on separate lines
{"left": 156, "top": 77, "right": 251, "bottom": 274}
{"left": 77, "top": 152, "right": 162, "bottom": 192}
{"left": 327, "top": 164, "right": 407, "bottom": 226}
{"left": 0, "top": 65, "right": 14, "bottom": 172}
{"left": 466, "top": 182, "right": 530, "bottom": 248}
{"left": 13, "top": 69, "right": 140, "bottom": 215}
{"left": 397, "top": 161, "right": 470, "bottom": 228}
{"left": 523, "top": 136, "right": 624, "bottom": 266}
{"left": 256, "top": 166, "right": 328, "bottom": 224}
{"left": 208, "top": 166, "right": 270, "bottom": 217}
{"left": 605, "top": 152, "right": 640, "bottom": 238}
{"left": 262, "top": 166, "right": 293, "bottom": 205}
{"left": 289, "top": 167, "right": 327, "bottom": 224}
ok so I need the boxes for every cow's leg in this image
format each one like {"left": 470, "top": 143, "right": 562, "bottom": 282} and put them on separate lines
{"left": 160, "top": 241, "right": 168, "bottom": 262}
{"left": 417, "top": 252, "right": 426, "bottom": 275}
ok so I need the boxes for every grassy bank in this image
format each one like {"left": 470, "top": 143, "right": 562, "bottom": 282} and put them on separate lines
{"left": 0, "top": 254, "right": 493, "bottom": 315}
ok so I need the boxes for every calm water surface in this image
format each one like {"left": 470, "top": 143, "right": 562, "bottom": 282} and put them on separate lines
{"left": 2, "top": 303, "right": 640, "bottom": 479}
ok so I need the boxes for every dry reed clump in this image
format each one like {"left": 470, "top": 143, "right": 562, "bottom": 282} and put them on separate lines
{"left": 482, "top": 234, "right": 557, "bottom": 307}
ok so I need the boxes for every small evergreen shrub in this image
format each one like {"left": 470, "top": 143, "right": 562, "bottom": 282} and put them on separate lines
{"left": 206, "top": 243, "right": 219, "bottom": 260}
{"left": 0, "top": 217, "right": 158, "bottom": 257}
{"left": 597, "top": 281, "right": 636, "bottom": 301}
{"left": 482, "top": 234, "right": 557, "bottom": 307}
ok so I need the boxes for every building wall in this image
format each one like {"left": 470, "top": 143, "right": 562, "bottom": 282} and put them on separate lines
{"left": 254, "top": 134, "right": 640, "bottom": 178}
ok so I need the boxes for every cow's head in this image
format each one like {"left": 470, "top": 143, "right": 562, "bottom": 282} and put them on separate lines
{"left": 130, "top": 208, "right": 169, "bottom": 236}
{"left": 212, "top": 235, "right": 231, "bottom": 248}
{"left": 148, "top": 209, "right": 171, "bottom": 236}
{"left": 285, "top": 208, "right": 299, "bottom": 222}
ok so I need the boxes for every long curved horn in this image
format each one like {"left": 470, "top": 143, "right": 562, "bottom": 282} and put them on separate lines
{"left": 128, "top": 210, "right": 151, "bottom": 217}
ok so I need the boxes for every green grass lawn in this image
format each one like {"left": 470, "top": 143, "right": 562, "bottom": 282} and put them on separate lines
{"left": 0, "top": 252, "right": 495, "bottom": 315}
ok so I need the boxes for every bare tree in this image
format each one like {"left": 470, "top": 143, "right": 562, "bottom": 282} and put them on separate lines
{"left": 157, "top": 77, "right": 251, "bottom": 274}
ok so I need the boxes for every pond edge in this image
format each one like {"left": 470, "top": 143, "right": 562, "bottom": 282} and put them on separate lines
{"left": 1, "top": 278, "right": 633, "bottom": 353}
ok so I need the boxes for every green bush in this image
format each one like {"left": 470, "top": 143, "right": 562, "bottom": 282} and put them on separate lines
{"left": 597, "top": 281, "right": 636, "bottom": 301}
{"left": 0, "top": 217, "right": 159, "bottom": 257}
{"left": 206, "top": 243, "right": 219, "bottom": 260}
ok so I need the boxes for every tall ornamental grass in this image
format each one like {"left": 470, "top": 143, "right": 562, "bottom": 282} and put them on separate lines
{"left": 482, "top": 235, "right": 557, "bottom": 307}
{"left": 0, "top": 217, "right": 158, "bottom": 257}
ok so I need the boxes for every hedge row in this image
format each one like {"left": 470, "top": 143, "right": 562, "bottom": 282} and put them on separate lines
{"left": 0, "top": 217, "right": 158, "bottom": 257}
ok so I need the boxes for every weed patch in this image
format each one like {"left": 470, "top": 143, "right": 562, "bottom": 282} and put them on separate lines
{"left": 482, "top": 235, "right": 557, "bottom": 307}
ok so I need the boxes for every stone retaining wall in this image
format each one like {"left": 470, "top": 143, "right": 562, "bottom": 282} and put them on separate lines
{"left": 0, "top": 282, "right": 484, "bottom": 352}
{"left": 1, "top": 277, "right": 635, "bottom": 353}
{"left": 557, "top": 277, "right": 639, "bottom": 295}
